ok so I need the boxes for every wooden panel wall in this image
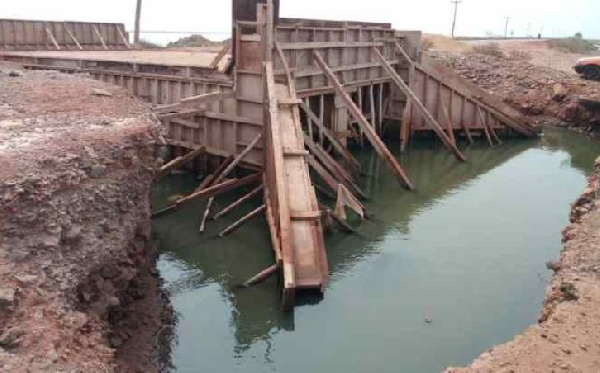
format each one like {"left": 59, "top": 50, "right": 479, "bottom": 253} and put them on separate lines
{"left": 274, "top": 23, "right": 399, "bottom": 94}
{"left": 0, "top": 19, "right": 128, "bottom": 50}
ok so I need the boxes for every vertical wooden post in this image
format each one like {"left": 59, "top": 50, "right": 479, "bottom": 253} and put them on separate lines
{"left": 134, "top": 0, "right": 142, "bottom": 44}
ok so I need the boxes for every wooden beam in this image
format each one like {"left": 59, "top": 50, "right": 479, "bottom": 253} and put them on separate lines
{"left": 151, "top": 174, "right": 261, "bottom": 218}
{"left": 279, "top": 41, "right": 383, "bottom": 50}
{"left": 477, "top": 105, "right": 494, "bottom": 147}
{"left": 199, "top": 133, "right": 263, "bottom": 232}
{"left": 155, "top": 91, "right": 235, "bottom": 113}
{"left": 92, "top": 25, "right": 108, "bottom": 50}
{"left": 195, "top": 156, "right": 234, "bottom": 192}
{"left": 240, "top": 264, "right": 279, "bottom": 288}
{"left": 45, "top": 28, "right": 61, "bottom": 50}
{"left": 303, "top": 133, "right": 367, "bottom": 199}
{"left": 440, "top": 101, "right": 457, "bottom": 146}
{"left": 117, "top": 26, "right": 131, "bottom": 49}
{"left": 63, "top": 24, "right": 82, "bottom": 50}
{"left": 157, "top": 147, "right": 206, "bottom": 178}
{"left": 213, "top": 185, "right": 263, "bottom": 220}
{"left": 371, "top": 47, "right": 466, "bottom": 162}
{"left": 313, "top": 50, "right": 414, "bottom": 190}
{"left": 218, "top": 204, "right": 266, "bottom": 237}
{"left": 300, "top": 101, "right": 361, "bottom": 173}
{"left": 210, "top": 42, "right": 231, "bottom": 70}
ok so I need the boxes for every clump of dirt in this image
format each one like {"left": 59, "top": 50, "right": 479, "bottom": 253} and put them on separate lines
{"left": 429, "top": 51, "right": 600, "bottom": 132}
{"left": 446, "top": 159, "right": 600, "bottom": 372}
{"left": 167, "top": 34, "right": 222, "bottom": 48}
{"left": 0, "top": 64, "right": 172, "bottom": 372}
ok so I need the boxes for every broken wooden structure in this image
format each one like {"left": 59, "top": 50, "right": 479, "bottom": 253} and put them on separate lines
{"left": 0, "top": 0, "right": 539, "bottom": 309}
{"left": 0, "top": 19, "right": 130, "bottom": 51}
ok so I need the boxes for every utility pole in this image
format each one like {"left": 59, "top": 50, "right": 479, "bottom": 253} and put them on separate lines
{"left": 134, "top": 0, "right": 142, "bottom": 44}
{"left": 504, "top": 16, "right": 510, "bottom": 38}
{"left": 450, "top": 0, "right": 462, "bottom": 38}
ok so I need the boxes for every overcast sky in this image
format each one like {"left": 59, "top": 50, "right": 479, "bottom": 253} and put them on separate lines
{"left": 2, "top": 0, "right": 598, "bottom": 44}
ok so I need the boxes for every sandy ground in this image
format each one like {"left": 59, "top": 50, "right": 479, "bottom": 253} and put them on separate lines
{"left": 0, "top": 63, "right": 171, "bottom": 372}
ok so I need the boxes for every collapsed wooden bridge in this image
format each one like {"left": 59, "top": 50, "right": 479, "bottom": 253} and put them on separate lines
{"left": 0, "top": 0, "right": 538, "bottom": 309}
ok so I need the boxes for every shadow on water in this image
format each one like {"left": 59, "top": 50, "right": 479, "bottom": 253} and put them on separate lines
{"left": 153, "top": 127, "right": 600, "bottom": 373}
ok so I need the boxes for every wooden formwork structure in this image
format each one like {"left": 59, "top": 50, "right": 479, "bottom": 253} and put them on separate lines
{"left": 0, "top": 1, "right": 539, "bottom": 309}
{"left": 0, "top": 19, "right": 130, "bottom": 51}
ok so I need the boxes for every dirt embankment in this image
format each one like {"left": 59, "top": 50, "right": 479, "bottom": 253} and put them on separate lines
{"left": 428, "top": 50, "right": 600, "bottom": 134}
{"left": 0, "top": 65, "right": 171, "bottom": 372}
{"left": 446, "top": 162, "right": 600, "bottom": 372}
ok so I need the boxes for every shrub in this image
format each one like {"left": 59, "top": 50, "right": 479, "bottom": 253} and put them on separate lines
{"left": 547, "top": 33, "right": 597, "bottom": 53}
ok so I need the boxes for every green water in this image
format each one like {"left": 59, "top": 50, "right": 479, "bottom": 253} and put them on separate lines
{"left": 153, "top": 128, "right": 600, "bottom": 373}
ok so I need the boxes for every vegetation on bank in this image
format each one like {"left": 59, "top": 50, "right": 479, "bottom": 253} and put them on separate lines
{"left": 548, "top": 33, "right": 598, "bottom": 54}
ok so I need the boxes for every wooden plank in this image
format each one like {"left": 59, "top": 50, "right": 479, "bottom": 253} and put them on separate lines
{"left": 210, "top": 42, "right": 232, "bottom": 69}
{"left": 279, "top": 41, "right": 382, "bottom": 50}
{"left": 213, "top": 185, "right": 263, "bottom": 220}
{"left": 45, "top": 27, "right": 61, "bottom": 50}
{"left": 477, "top": 105, "right": 494, "bottom": 147}
{"left": 372, "top": 47, "right": 466, "bottom": 162}
{"left": 264, "top": 61, "right": 295, "bottom": 296}
{"left": 218, "top": 204, "right": 266, "bottom": 237}
{"left": 155, "top": 91, "right": 235, "bottom": 113}
{"left": 117, "top": 26, "right": 131, "bottom": 49}
{"left": 313, "top": 50, "right": 414, "bottom": 190}
{"left": 199, "top": 133, "right": 262, "bottom": 232}
{"left": 92, "top": 25, "right": 108, "bottom": 50}
{"left": 157, "top": 147, "right": 206, "bottom": 178}
{"left": 152, "top": 174, "right": 261, "bottom": 218}
{"left": 63, "top": 23, "right": 82, "bottom": 50}
{"left": 299, "top": 101, "right": 361, "bottom": 172}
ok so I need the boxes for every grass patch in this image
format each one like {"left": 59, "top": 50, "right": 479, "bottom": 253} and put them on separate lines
{"left": 548, "top": 33, "right": 597, "bottom": 53}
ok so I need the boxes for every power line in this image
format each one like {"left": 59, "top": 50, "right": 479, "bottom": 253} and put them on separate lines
{"left": 450, "top": 0, "right": 462, "bottom": 38}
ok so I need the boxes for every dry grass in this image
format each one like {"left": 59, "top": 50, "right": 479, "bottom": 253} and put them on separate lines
{"left": 548, "top": 34, "right": 597, "bottom": 54}
{"left": 472, "top": 43, "right": 505, "bottom": 58}
{"left": 507, "top": 50, "right": 532, "bottom": 61}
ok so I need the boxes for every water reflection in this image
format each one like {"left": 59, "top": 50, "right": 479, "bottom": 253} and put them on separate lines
{"left": 152, "top": 128, "right": 599, "bottom": 372}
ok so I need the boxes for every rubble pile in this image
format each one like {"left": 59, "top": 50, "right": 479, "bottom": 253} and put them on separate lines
{"left": 430, "top": 51, "right": 600, "bottom": 132}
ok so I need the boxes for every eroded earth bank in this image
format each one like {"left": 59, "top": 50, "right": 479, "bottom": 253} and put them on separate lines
{"left": 0, "top": 64, "right": 170, "bottom": 372}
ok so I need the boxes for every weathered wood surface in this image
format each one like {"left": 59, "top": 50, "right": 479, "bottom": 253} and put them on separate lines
{"left": 0, "top": 19, "right": 129, "bottom": 50}
{"left": 372, "top": 47, "right": 467, "bottom": 162}
{"left": 394, "top": 43, "right": 537, "bottom": 138}
{"left": 313, "top": 50, "right": 414, "bottom": 190}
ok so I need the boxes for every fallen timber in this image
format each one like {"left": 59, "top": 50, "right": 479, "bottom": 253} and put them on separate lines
{"left": 3, "top": 0, "right": 540, "bottom": 310}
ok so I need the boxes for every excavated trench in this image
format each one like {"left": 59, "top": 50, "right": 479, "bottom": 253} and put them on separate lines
{"left": 0, "top": 65, "right": 171, "bottom": 372}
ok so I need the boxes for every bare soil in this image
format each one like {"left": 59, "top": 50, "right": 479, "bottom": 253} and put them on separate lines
{"left": 428, "top": 49, "right": 600, "bottom": 132}
{"left": 0, "top": 63, "right": 170, "bottom": 372}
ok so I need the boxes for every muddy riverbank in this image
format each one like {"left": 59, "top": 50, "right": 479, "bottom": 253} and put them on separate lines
{"left": 0, "top": 65, "right": 169, "bottom": 372}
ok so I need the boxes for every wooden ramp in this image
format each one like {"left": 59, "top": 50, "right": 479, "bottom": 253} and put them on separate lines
{"left": 263, "top": 62, "right": 328, "bottom": 309}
